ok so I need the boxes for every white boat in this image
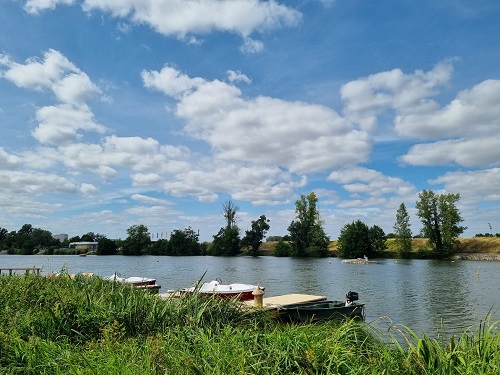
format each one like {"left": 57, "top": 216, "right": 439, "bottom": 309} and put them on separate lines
{"left": 181, "top": 279, "right": 263, "bottom": 301}
{"left": 341, "top": 256, "right": 379, "bottom": 264}
{"left": 106, "top": 273, "right": 161, "bottom": 293}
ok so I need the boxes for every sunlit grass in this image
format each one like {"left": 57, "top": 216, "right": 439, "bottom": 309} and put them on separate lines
{"left": 1, "top": 272, "right": 499, "bottom": 374}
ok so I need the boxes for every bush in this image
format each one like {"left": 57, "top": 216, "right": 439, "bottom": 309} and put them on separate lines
{"left": 273, "top": 240, "right": 291, "bottom": 257}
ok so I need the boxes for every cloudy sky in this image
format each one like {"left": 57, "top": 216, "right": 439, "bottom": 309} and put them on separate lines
{"left": 1, "top": 0, "right": 500, "bottom": 242}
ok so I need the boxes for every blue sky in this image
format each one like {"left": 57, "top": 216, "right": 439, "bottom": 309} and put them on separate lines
{"left": 1, "top": 0, "right": 500, "bottom": 242}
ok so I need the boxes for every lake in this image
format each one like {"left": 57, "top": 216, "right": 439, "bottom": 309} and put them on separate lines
{"left": 1, "top": 254, "right": 499, "bottom": 337}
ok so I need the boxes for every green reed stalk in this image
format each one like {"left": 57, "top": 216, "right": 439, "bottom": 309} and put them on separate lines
{"left": 1, "top": 272, "right": 499, "bottom": 374}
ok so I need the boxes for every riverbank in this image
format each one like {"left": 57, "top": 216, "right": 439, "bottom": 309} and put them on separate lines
{"left": 1, "top": 274, "right": 499, "bottom": 374}
{"left": 451, "top": 253, "right": 500, "bottom": 260}
{"left": 259, "top": 237, "right": 500, "bottom": 259}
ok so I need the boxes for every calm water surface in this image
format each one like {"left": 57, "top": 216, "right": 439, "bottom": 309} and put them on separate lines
{"left": 2, "top": 255, "right": 499, "bottom": 337}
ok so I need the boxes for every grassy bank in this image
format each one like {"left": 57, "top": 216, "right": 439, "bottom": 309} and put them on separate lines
{"left": 259, "top": 237, "right": 500, "bottom": 258}
{"left": 1, "top": 274, "right": 499, "bottom": 374}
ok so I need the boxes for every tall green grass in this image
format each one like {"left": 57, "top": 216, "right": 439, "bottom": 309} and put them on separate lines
{"left": 1, "top": 272, "right": 499, "bottom": 374}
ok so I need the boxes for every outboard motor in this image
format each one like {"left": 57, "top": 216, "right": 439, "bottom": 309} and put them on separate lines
{"left": 345, "top": 291, "right": 359, "bottom": 305}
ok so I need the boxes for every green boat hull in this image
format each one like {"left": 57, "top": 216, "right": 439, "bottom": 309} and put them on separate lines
{"left": 279, "top": 300, "right": 365, "bottom": 322}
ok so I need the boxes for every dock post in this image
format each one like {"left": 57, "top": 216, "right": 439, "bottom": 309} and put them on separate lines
{"left": 252, "top": 285, "right": 264, "bottom": 308}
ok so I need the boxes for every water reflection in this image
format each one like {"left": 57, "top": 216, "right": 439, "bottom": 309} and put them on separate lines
{"left": 423, "top": 261, "right": 472, "bottom": 333}
{"left": 1, "top": 255, "right": 499, "bottom": 337}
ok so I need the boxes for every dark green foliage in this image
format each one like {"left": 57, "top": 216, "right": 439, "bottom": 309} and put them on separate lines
{"left": 199, "top": 241, "right": 209, "bottom": 255}
{"left": 273, "top": 239, "right": 291, "bottom": 257}
{"left": 474, "top": 233, "right": 500, "bottom": 237}
{"left": 266, "top": 235, "right": 283, "bottom": 242}
{"left": 0, "top": 224, "right": 60, "bottom": 253}
{"left": 287, "top": 192, "right": 329, "bottom": 257}
{"left": 369, "top": 225, "right": 387, "bottom": 253}
{"left": 210, "top": 226, "right": 241, "bottom": 256}
{"left": 148, "top": 239, "right": 168, "bottom": 255}
{"left": 167, "top": 227, "right": 201, "bottom": 255}
{"left": 416, "top": 190, "right": 467, "bottom": 258}
{"left": 394, "top": 203, "right": 413, "bottom": 258}
{"left": 97, "top": 237, "right": 118, "bottom": 255}
{"left": 15, "top": 224, "right": 35, "bottom": 254}
{"left": 241, "top": 215, "right": 270, "bottom": 256}
{"left": 80, "top": 232, "right": 96, "bottom": 242}
{"left": 68, "top": 235, "right": 81, "bottom": 243}
{"left": 338, "top": 220, "right": 371, "bottom": 259}
{"left": 0, "top": 227, "right": 7, "bottom": 243}
{"left": 338, "top": 220, "right": 386, "bottom": 258}
{"left": 0, "top": 225, "right": 104, "bottom": 254}
{"left": 121, "top": 224, "right": 151, "bottom": 255}
{"left": 210, "top": 200, "right": 241, "bottom": 256}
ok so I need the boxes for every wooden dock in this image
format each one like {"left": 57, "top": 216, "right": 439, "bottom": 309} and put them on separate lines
{"left": 0, "top": 267, "right": 42, "bottom": 275}
{"left": 159, "top": 291, "right": 326, "bottom": 311}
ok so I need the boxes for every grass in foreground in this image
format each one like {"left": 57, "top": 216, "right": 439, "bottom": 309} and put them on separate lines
{"left": 0, "top": 273, "right": 499, "bottom": 374}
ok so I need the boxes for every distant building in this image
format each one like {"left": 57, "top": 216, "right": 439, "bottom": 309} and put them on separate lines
{"left": 69, "top": 242, "right": 98, "bottom": 251}
{"left": 53, "top": 234, "right": 69, "bottom": 243}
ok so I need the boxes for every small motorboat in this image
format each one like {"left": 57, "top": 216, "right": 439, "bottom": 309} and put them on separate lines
{"left": 341, "top": 257, "right": 378, "bottom": 264}
{"left": 106, "top": 273, "right": 161, "bottom": 293}
{"left": 181, "top": 279, "right": 263, "bottom": 301}
{"left": 279, "top": 291, "right": 364, "bottom": 322}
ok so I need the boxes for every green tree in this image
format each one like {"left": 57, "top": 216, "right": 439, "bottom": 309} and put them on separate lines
{"left": 241, "top": 215, "right": 270, "bottom": 256}
{"left": 16, "top": 224, "right": 35, "bottom": 254}
{"left": 148, "top": 239, "right": 168, "bottom": 255}
{"left": 369, "top": 225, "right": 387, "bottom": 254}
{"left": 32, "top": 228, "right": 57, "bottom": 248}
{"left": 18, "top": 224, "right": 33, "bottom": 236}
{"left": 81, "top": 232, "right": 96, "bottom": 242}
{"left": 96, "top": 237, "right": 118, "bottom": 255}
{"left": 167, "top": 227, "right": 200, "bottom": 256}
{"left": 273, "top": 239, "right": 291, "bottom": 257}
{"left": 122, "top": 224, "right": 151, "bottom": 255}
{"left": 266, "top": 235, "right": 283, "bottom": 242}
{"left": 222, "top": 200, "right": 238, "bottom": 229}
{"left": 4, "top": 231, "right": 17, "bottom": 250}
{"left": 338, "top": 221, "right": 387, "bottom": 258}
{"left": 287, "top": 192, "right": 329, "bottom": 257}
{"left": 211, "top": 226, "right": 241, "bottom": 256}
{"left": 338, "top": 220, "right": 371, "bottom": 259}
{"left": 394, "top": 202, "right": 412, "bottom": 258}
{"left": 0, "top": 227, "right": 9, "bottom": 249}
{"left": 415, "top": 190, "right": 467, "bottom": 258}
{"left": 211, "top": 201, "right": 241, "bottom": 256}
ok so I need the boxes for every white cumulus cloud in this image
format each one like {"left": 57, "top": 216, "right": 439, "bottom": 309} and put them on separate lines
{"left": 143, "top": 66, "right": 372, "bottom": 174}
{"left": 81, "top": 0, "right": 302, "bottom": 40}
{"left": 24, "top": 0, "right": 75, "bottom": 14}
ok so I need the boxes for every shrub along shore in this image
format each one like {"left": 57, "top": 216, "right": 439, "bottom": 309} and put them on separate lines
{"left": 257, "top": 237, "right": 500, "bottom": 259}
{"left": 0, "top": 273, "right": 499, "bottom": 374}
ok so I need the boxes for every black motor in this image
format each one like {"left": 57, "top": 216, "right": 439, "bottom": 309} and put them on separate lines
{"left": 346, "top": 291, "right": 359, "bottom": 303}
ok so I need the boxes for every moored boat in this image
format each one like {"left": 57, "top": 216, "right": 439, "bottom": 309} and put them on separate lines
{"left": 181, "top": 279, "right": 263, "bottom": 301}
{"left": 123, "top": 276, "right": 157, "bottom": 287}
{"left": 341, "top": 257, "right": 378, "bottom": 264}
{"left": 106, "top": 273, "right": 161, "bottom": 293}
{"left": 279, "top": 291, "right": 364, "bottom": 322}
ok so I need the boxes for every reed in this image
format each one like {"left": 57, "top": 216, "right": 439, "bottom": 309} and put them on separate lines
{"left": 1, "top": 272, "right": 499, "bottom": 374}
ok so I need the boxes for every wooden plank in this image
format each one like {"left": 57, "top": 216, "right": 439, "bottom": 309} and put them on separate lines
{"left": 243, "top": 293, "right": 327, "bottom": 310}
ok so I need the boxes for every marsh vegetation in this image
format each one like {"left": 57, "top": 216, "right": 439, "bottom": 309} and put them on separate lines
{"left": 1, "top": 273, "right": 499, "bottom": 374}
